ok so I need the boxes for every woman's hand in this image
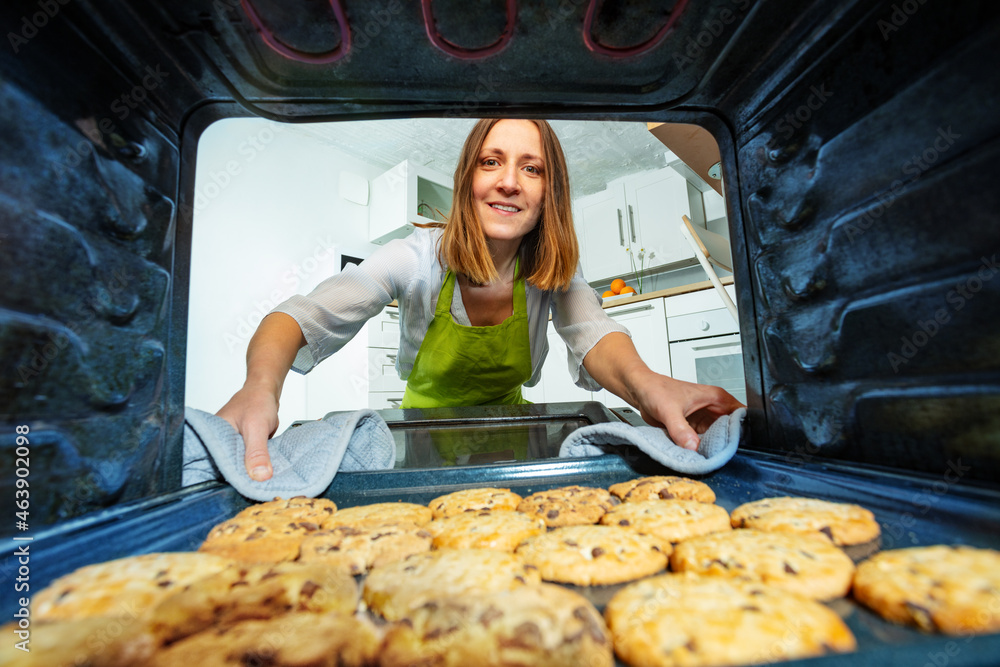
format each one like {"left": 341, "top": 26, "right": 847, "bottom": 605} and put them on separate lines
{"left": 583, "top": 332, "right": 744, "bottom": 451}
{"left": 630, "top": 371, "right": 745, "bottom": 451}
{"left": 217, "top": 383, "right": 280, "bottom": 481}
{"left": 216, "top": 312, "right": 306, "bottom": 482}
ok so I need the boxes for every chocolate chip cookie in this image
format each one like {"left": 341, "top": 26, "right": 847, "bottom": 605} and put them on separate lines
{"left": 363, "top": 549, "right": 542, "bottom": 621}
{"left": 516, "top": 525, "right": 668, "bottom": 586}
{"left": 517, "top": 485, "right": 617, "bottom": 527}
{"left": 149, "top": 611, "right": 381, "bottom": 667}
{"left": 600, "top": 500, "right": 732, "bottom": 550}
{"left": 327, "top": 501, "right": 433, "bottom": 528}
{"left": 148, "top": 561, "right": 359, "bottom": 644}
{"left": 609, "top": 476, "right": 716, "bottom": 503}
{"left": 852, "top": 545, "right": 1000, "bottom": 634}
{"left": 730, "top": 496, "right": 881, "bottom": 546}
{"left": 198, "top": 516, "right": 321, "bottom": 562}
{"left": 33, "top": 552, "right": 234, "bottom": 622}
{"left": 428, "top": 487, "right": 523, "bottom": 519}
{"left": 0, "top": 616, "right": 155, "bottom": 667}
{"left": 299, "top": 522, "right": 433, "bottom": 575}
{"left": 670, "top": 529, "right": 855, "bottom": 600}
{"left": 380, "top": 583, "right": 613, "bottom": 667}
{"left": 234, "top": 496, "right": 338, "bottom": 524}
{"left": 427, "top": 510, "right": 546, "bottom": 552}
{"left": 605, "top": 573, "right": 857, "bottom": 667}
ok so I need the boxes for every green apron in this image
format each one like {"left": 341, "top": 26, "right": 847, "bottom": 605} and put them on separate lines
{"left": 401, "top": 265, "right": 532, "bottom": 409}
{"left": 400, "top": 264, "right": 532, "bottom": 464}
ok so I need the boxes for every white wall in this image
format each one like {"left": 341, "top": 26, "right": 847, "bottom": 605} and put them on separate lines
{"left": 185, "top": 118, "right": 384, "bottom": 432}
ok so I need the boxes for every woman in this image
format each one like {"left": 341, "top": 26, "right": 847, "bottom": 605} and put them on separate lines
{"left": 219, "top": 118, "right": 743, "bottom": 481}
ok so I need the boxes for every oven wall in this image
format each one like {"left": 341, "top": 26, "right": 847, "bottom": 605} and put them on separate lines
{"left": 0, "top": 2, "right": 193, "bottom": 531}
{"left": 1, "top": 0, "right": 997, "bottom": 536}
{"left": 712, "top": 1, "right": 1000, "bottom": 482}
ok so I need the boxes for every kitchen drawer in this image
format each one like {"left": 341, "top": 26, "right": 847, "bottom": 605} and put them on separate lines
{"left": 368, "top": 348, "right": 407, "bottom": 392}
{"left": 667, "top": 307, "right": 739, "bottom": 342}
{"left": 368, "top": 306, "right": 400, "bottom": 348}
{"left": 664, "top": 284, "right": 736, "bottom": 318}
{"left": 369, "top": 392, "right": 405, "bottom": 410}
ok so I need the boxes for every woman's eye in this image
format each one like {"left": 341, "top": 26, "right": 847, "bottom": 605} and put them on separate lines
{"left": 483, "top": 158, "right": 499, "bottom": 167}
{"left": 524, "top": 165, "right": 540, "bottom": 174}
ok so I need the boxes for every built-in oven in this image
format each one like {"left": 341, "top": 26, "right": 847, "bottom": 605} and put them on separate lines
{"left": 670, "top": 331, "right": 746, "bottom": 404}
{"left": 666, "top": 284, "right": 746, "bottom": 404}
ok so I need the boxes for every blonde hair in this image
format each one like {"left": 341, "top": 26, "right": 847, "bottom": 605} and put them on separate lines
{"left": 433, "top": 119, "right": 579, "bottom": 291}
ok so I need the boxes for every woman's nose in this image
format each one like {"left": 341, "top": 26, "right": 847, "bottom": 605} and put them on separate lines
{"left": 496, "top": 165, "right": 520, "bottom": 193}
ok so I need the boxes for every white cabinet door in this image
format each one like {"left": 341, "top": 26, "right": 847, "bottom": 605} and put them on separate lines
{"left": 369, "top": 160, "right": 452, "bottom": 245}
{"left": 592, "top": 298, "right": 670, "bottom": 407}
{"left": 575, "top": 186, "right": 632, "bottom": 282}
{"left": 526, "top": 323, "right": 595, "bottom": 404}
{"left": 575, "top": 169, "right": 697, "bottom": 282}
{"left": 624, "top": 168, "right": 694, "bottom": 268}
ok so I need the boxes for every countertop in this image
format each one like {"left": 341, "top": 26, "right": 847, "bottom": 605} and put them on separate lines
{"left": 598, "top": 275, "right": 734, "bottom": 309}
{"left": 386, "top": 276, "right": 735, "bottom": 310}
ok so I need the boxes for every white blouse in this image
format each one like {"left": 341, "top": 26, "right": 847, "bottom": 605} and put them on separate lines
{"left": 272, "top": 227, "right": 630, "bottom": 390}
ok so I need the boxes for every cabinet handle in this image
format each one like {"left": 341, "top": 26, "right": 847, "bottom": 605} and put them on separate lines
{"left": 607, "top": 304, "right": 653, "bottom": 318}
{"left": 387, "top": 310, "right": 400, "bottom": 320}
{"left": 616, "top": 209, "right": 625, "bottom": 246}
{"left": 628, "top": 205, "right": 637, "bottom": 243}
{"left": 388, "top": 398, "right": 403, "bottom": 407}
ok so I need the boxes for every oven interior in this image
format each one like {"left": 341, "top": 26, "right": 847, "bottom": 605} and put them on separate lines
{"left": 1, "top": 0, "right": 998, "bottom": 663}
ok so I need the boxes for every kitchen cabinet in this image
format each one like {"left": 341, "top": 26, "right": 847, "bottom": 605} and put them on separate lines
{"left": 369, "top": 159, "right": 452, "bottom": 245}
{"left": 575, "top": 167, "right": 696, "bottom": 282}
{"left": 592, "top": 297, "right": 670, "bottom": 407}
{"left": 525, "top": 297, "right": 671, "bottom": 408}
{"left": 522, "top": 324, "right": 598, "bottom": 404}
{"left": 575, "top": 186, "right": 634, "bottom": 280}
{"left": 624, "top": 168, "right": 697, "bottom": 267}
{"left": 366, "top": 305, "right": 406, "bottom": 409}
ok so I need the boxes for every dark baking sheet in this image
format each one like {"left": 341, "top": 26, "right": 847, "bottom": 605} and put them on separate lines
{"left": 4, "top": 449, "right": 1000, "bottom": 666}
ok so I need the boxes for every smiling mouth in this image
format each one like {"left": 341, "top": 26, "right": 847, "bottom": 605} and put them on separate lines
{"left": 490, "top": 203, "right": 520, "bottom": 213}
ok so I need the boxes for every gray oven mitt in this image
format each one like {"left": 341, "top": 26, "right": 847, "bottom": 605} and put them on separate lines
{"left": 559, "top": 408, "right": 746, "bottom": 474}
{"left": 182, "top": 407, "right": 395, "bottom": 501}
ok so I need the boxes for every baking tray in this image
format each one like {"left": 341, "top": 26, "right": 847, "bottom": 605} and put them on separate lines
{"left": 4, "top": 448, "right": 1000, "bottom": 666}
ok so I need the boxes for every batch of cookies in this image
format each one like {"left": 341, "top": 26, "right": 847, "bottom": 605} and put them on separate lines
{"left": 7, "top": 475, "right": 1000, "bottom": 667}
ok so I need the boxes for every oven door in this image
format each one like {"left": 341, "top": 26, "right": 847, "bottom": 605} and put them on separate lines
{"left": 669, "top": 332, "right": 746, "bottom": 404}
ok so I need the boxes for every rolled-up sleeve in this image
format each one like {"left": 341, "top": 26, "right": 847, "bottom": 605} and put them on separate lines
{"left": 551, "top": 266, "right": 630, "bottom": 391}
{"left": 271, "top": 237, "right": 419, "bottom": 374}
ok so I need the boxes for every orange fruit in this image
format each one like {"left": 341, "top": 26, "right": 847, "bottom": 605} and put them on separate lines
{"left": 619, "top": 286, "right": 636, "bottom": 295}
{"left": 602, "top": 290, "right": 615, "bottom": 298}
{"left": 610, "top": 278, "right": 626, "bottom": 294}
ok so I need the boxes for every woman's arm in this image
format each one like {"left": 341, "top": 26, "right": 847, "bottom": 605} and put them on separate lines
{"left": 214, "top": 230, "right": 433, "bottom": 480}
{"left": 216, "top": 312, "right": 306, "bottom": 481}
{"left": 582, "top": 331, "right": 744, "bottom": 450}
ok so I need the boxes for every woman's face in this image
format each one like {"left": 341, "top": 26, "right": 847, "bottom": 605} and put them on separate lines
{"left": 472, "top": 119, "right": 546, "bottom": 247}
